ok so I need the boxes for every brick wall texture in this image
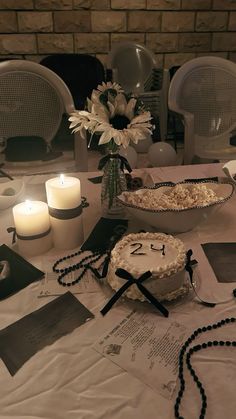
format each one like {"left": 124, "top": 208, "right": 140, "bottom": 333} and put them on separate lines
{"left": 0, "top": 0, "right": 236, "bottom": 69}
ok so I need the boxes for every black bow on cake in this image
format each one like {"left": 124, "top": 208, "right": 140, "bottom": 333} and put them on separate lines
{"left": 98, "top": 154, "right": 132, "bottom": 173}
{"left": 101, "top": 268, "right": 169, "bottom": 318}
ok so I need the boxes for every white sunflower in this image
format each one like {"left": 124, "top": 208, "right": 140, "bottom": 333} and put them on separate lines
{"left": 69, "top": 84, "right": 154, "bottom": 149}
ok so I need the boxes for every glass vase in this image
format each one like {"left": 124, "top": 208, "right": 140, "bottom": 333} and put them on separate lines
{"left": 101, "top": 149, "right": 127, "bottom": 219}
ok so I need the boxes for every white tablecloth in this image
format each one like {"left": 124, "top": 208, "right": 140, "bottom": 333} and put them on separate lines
{"left": 0, "top": 163, "right": 236, "bottom": 419}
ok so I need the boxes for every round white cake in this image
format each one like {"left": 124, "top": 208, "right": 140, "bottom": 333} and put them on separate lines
{"left": 107, "top": 232, "right": 188, "bottom": 302}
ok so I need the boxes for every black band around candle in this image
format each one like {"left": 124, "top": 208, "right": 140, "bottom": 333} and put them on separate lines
{"left": 7, "top": 226, "right": 51, "bottom": 244}
{"left": 48, "top": 204, "right": 82, "bottom": 220}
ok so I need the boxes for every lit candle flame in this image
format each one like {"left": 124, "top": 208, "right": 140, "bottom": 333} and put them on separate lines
{"left": 25, "top": 199, "right": 32, "bottom": 212}
{"left": 60, "top": 174, "right": 65, "bottom": 185}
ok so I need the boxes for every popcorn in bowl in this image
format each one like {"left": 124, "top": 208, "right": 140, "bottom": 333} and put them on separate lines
{"left": 118, "top": 181, "right": 234, "bottom": 233}
{"left": 122, "top": 183, "right": 224, "bottom": 211}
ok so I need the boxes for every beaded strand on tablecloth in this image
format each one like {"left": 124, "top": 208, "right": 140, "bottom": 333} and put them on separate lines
{"left": 174, "top": 317, "right": 236, "bottom": 419}
{"left": 52, "top": 249, "right": 106, "bottom": 286}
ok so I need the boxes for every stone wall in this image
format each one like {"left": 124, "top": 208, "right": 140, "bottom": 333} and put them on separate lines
{"left": 0, "top": 0, "right": 236, "bottom": 69}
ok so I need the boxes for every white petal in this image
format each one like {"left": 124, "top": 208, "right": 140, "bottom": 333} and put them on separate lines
{"left": 98, "top": 130, "right": 114, "bottom": 145}
{"left": 94, "top": 122, "right": 111, "bottom": 132}
{"left": 130, "top": 111, "right": 152, "bottom": 125}
{"left": 125, "top": 98, "right": 136, "bottom": 120}
{"left": 115, "top": 94, "right": 127, "bottom": 115}
{"left": 107, "top": 100, "right": 115, "bottom": 118}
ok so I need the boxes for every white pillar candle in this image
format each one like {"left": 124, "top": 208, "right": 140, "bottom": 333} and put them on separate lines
{"left": 12, "top": 200, "right": 52, "bottom": 256}
{"left": 45, "top": 175, "right": 84, "bottom": 250}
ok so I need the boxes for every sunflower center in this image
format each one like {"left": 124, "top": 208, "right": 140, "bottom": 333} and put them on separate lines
{"left": 110, "top": 114, "right": 130, "bottom": 130}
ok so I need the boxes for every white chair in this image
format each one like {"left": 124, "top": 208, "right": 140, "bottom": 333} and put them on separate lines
{"left": 138, "top": 68, "right": 170, "bottom": 141}
{"left": 0, "top": 59, "right": 88, "bottom": 171}
{"left": 168, "top": 56, "right": 236, "bottom": 165}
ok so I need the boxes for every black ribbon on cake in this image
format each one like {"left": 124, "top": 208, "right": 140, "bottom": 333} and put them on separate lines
{"left": 98, "top": 154, "right": 132, "bottom": 173}
{"left": 7, "top": 226, "right": 51, "bottom": 245}
{"left": 100, "top": 268, "right": 169, "bottom": 318}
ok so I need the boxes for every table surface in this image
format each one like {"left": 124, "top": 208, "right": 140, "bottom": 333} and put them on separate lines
{"left": 0, "top": 163, "right": 236, "bottom": 419}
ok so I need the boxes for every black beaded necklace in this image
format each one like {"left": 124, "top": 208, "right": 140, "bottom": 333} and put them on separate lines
{"left": 52, "top": 249, "right": 107, "bottom": 286}
{"left": 174, "top": 316, "right": 236, "bottom": 419}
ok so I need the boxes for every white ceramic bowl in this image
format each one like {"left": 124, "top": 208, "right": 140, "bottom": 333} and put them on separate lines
{"left": 117, "top": 181, "right": 234, "bottom": 233}
{"left": 0, "top": 179, "right": 25, "bottom": 210}
{"left": 222, "top": 160, "right": 236, "bottom": 183}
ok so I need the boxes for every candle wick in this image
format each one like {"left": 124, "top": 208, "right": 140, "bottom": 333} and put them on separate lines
{"left": 25, "top": 200, "right": 32, "bottom": 212}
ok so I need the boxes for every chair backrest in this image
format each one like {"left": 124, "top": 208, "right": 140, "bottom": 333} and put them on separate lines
{"left": 168, "top": 56, "right": 236, "bottom": 163}
{"left": 0, "top": 59, "right": 88, "bottom": 171}
{"left": 40, "top": 54, "right": 105, "bottom": 109}
{"left": 107, "top": 42, "right": 157, "bottom": 94}
{"left": 138, "top": 69, "right": 170, "bottom": 140}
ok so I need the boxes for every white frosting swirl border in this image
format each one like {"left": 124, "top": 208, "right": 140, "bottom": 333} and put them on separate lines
{"left": 107, "top": 232, "right": 187, "bottom": 302}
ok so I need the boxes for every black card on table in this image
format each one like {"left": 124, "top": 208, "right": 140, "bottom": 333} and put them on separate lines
{"left": 0, "top": 244, "right": 44, "bottom": 300}
{"left": 201, "top": 242, "right": 236, "bottom": 283}
{"left": 81, "top": 217, "right": 128, "bottom": 252}
{"left": 88, "top": 175, "right": 103, "bottom": 184}
{"left": 0, "top": 291, "right": 94, "bottom": 376}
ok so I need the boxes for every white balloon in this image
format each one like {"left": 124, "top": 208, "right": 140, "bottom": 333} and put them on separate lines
{"left": 131, "top": 134, "right": 153, "bottom": 153}
{"left": 147, "top": 142, "right": 177, "bottom": 167}
{"left": 119, "top": 145, "right": 138, "bottom": 169}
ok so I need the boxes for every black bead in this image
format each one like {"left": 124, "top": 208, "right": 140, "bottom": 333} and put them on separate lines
{"left": 180, "top": 380, "right": 185, "bottom": 389}
{"left": 175, "top": 316, "right": 236, "bottom": 419}
{"left": 194, "top": 344, "right": 201, "bottom": 351}
{"left": 200, "top": 387, "right": 205, "bottom": 396}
